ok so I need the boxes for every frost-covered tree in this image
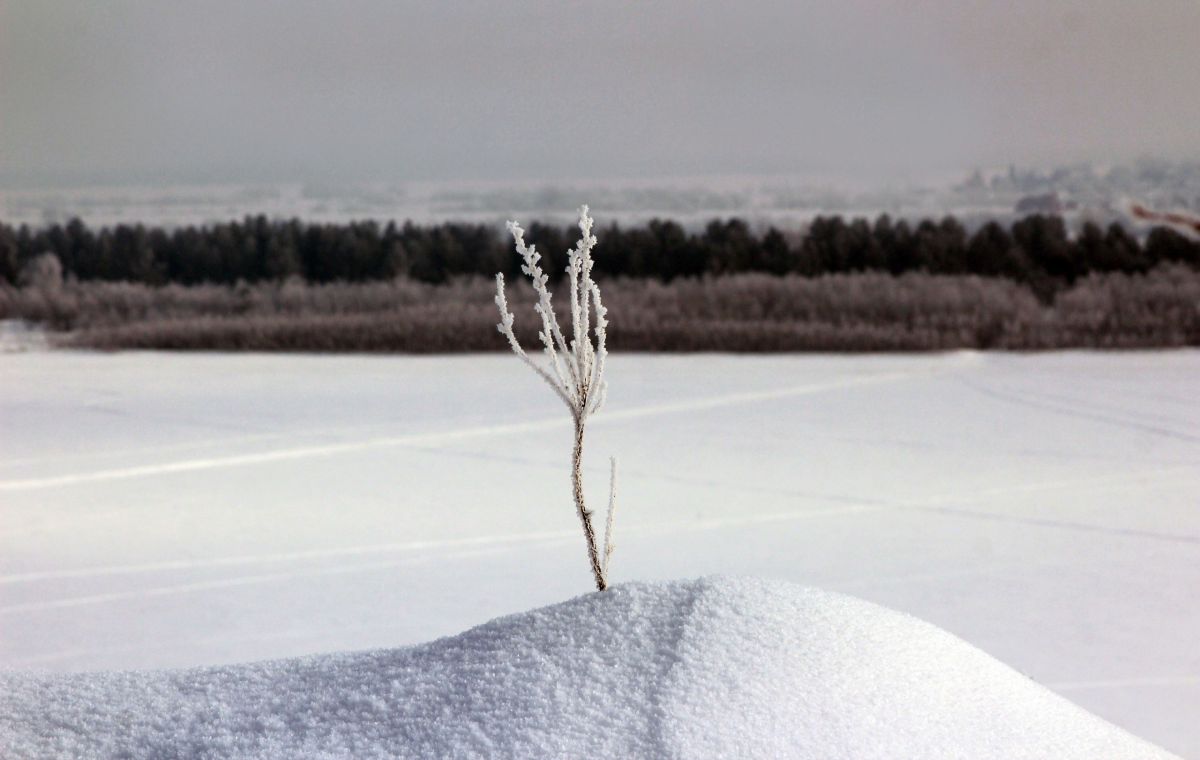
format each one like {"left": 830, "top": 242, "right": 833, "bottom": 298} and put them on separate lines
{"left": 495, "top": 206, "right": 617, "bottom": 591}
{"left": 17, "top": 252, "right": 63, "bottom": 291}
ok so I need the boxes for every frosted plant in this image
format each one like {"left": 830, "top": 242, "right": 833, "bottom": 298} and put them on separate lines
{"left": 495, "top": 205, "right": 617, "bottom": 591}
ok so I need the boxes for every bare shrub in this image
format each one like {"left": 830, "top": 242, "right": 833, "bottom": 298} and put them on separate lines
{"left": 4, "top": 266, "right": 1194, "bottom": 352}
{"left": 17, "top": 253, "right": 63, "bottom": 291}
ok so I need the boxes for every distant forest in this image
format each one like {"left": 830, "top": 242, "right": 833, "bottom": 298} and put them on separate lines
{"left": 3, "top": 214, "right": 1199, "bottom": 300}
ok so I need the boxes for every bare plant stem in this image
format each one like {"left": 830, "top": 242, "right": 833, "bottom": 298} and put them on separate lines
{"left": 572, "top": 418, "right": 607, "bottom": 591}
{"left": 497, "top": 207, "right": 616, "bottom": 593}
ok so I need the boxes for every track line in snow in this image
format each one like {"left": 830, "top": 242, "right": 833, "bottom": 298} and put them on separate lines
{"left": 1001, "top": 383, "right": 1196, "bottom": 429}
{"left": 824, "top": 558, "right": 1062, "bottom": 591}
{"left": 398, "top": 450, "right": 1200, "bottom": 547}
{"left": 1046, "top": 676, "right": 1200, "bottom": 692}
{"left": 0, "top": 414, "right": 441, "bottom": 470}
{"left": 0, "top": 370, "right": 918, "bottom": 492}
{"left": 0, "top": 541, "right": 554, "bottom": 615}
{"left": 0, "top": 418, "right": 568, "bottom": 492}
{"left": 919, "top": 463, "right": 1197, "bottom": 503}
{"left": 4, "top": 463, "right": 1194, "bottom": 589}
{"left": 907, "top": 503, "right": 1200, "bottom": 545}
{"left": 0, "top": 428, "right": 330, "bottom": 469}
{"left": 0, "top": 529, "right": 581, "bottom": 584}
{"left": 3, "top": 478, "right": 1192, "bottom": 612}
{"left": 0, "top": 504, "right": 884, "bottom": 590}
{"left": 0, "top": 506, "right": 887, "bottom": 613}
{"left": 3, "top": 620, "right": 416, "bottom": 668}
{"left": 956, "top": 375, "right": 1200, "bottom": 444}
{"left": 894, "top": 463, "right": 1200, "bottom": 545}
{"left": 597, "top": 370, "right": 920, "bottom": 423}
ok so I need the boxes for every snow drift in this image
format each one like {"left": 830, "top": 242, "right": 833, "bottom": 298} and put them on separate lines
{"left": 0, "top": 577, "right": 1177, "bottom": 759}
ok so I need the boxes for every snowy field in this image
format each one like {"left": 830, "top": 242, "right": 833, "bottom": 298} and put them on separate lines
{"left": 1, "top": 350, "right": 1197, "bottom": 756}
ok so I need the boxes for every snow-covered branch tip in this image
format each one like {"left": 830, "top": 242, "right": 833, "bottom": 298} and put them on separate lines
{"left": 495, "top": 205, "right": 617, "bottom": 591}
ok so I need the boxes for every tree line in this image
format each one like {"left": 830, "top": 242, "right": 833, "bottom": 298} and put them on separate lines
{"left": 2, "top": 214, "right": 1198, "bottom": 298}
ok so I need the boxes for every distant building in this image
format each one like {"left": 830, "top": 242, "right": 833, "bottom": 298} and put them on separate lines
{"left": 1015, "top": 193, "right": 1072, "bottom": 215}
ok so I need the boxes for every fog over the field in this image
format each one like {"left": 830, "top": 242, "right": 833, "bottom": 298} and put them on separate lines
{"left": 2, "top": 1, "right": 1198, "bottom": 187}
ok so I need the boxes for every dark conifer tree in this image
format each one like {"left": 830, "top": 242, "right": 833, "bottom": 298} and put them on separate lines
{"left": 1013, "top": 215, "right": 1074, "bottom": 281}
{"left": 885, "top": 219, "right": 918, "bottom": 275}
{"left": 0, "top": 224, "right": 18, "bottom": 284}
{"left": 760, "top": 228, "right": 792, "bottom": 275}
{"left": 1146, "top": 227, "right": 1200, "bottom": 268}
{"left": 966, "top": 221, "right": 1013, "bottom": 276}
{"left": 1104, "top": 223, "right": 1146, "bottom": 273}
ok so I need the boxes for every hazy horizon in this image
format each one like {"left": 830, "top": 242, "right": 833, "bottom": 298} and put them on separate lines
{"left": 3, "top": 1, "right": 1199, "bottom": 190}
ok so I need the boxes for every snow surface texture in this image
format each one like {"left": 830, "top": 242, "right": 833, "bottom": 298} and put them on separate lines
{"left": 3, "top": 352, "right": 1198, "bottom": 755}
{"left": 0, "top": 577, "right": 1177, "bottom": 760}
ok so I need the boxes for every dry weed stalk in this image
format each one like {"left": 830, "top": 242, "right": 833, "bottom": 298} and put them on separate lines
{"left": 495, "top": 205, "right": 617, "bottom": 591}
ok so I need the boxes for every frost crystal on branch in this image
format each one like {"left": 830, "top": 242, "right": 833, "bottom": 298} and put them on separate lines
{"left": 495, "top": 205, "right": 617, "bottom": 591}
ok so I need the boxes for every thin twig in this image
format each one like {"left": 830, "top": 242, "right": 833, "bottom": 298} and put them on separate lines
{"left": 602, "top": 456, "right": 618, "bottom": 578}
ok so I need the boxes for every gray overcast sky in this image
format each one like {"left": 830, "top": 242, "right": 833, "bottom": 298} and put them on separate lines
{"left": 2, "top": 0, "right": 1198, "bottom": 187}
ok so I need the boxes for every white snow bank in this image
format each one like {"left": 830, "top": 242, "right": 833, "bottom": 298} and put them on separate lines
{"left": 0, "top": 577, "right": 1177, "bottom": 760}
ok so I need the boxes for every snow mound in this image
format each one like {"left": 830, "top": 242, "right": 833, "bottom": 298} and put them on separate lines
{"left": 0, "top": 577, "right": 1177, "bottom": 759}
